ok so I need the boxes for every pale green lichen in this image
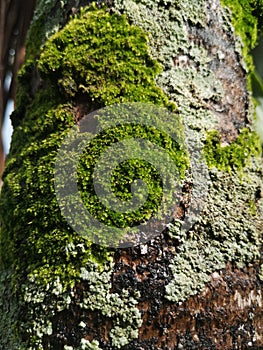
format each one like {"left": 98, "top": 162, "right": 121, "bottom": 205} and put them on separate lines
{"left": 79, "top": 339, "right": 103, "bottom": 350}
{"left": 166, "top": 163, "right": 263, "bottom": 302}
{"left": 114, "top": 0, "right": 263, "bottom": 304}
{"left": 114, "top": 0, "right": 222, "bottom": 132}
{"left": 78, "top": 261, "right": 142, "bottom": 348}
{"left": 21, "top": 260, "right": 142, "bottom": 349}
{"left": 64, "top": 339, "right": 103, "bottom": 349}
{"left": 64, "top": 338, "right": 102, "bottom": 350}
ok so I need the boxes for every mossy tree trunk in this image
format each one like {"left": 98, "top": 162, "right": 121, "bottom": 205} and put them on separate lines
{"left": 0, "top": 0, "right": 263, "bottom": 349}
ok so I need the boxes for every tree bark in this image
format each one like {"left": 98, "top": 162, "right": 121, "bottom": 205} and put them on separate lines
{"left": 0, "top": 0, "right": 263, "bottom": 349}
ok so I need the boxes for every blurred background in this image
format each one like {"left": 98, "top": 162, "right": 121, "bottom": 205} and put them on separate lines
{"left": 0, "top": 0, "right": 35, "bottom": 185}
{"left": 2, "top": 83, "right": 13, "bottom": 155}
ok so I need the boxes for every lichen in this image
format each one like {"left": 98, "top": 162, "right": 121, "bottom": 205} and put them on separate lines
{"left": 64, "top": 339, "right": 103, "bottom": 350}
{"left": 25, "top": 0, "right": 69, "bottom": 62}
{"left": 79, "top": 339, "right": 103, "bottom": 350}
{"left": 21, "top": 260, "right": 142, "bottom": 349}
{"left": 259, "top": 264, "right": 263, "bottom": 281}
{"left": 114, "top": 0, "right": 263, "bottom": 304}
{"left": 166, "top": 162, "right": 263, "bottom": 302}
{"left": 113, "top": 0, "right": 221, "bottom": 132}
{"left": 79, "top": 261, "right": 142, "bottom": 348}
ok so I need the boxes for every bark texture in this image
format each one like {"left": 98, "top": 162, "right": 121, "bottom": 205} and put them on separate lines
{"left": 0, "top": 0, "right": 263, "bottom": 349}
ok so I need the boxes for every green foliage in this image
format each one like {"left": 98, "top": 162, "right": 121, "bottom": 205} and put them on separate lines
{"left": 221, "top": 0, "right": 263, "bottom": 49}
{"left": 204, "top": 128, "right": 262, "bottom": 172}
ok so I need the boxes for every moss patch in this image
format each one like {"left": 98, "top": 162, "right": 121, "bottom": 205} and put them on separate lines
{"left": 0, "top": 4, "right": 187, "bottom": 348}
{"left": 37, "top": 5, "right": 173, "bottom": 108}
{"left": 220, "top": 0, "right": 263, "bottom": 87}
{"left": 204, "top": 128, "right": 262, "bottom": 172}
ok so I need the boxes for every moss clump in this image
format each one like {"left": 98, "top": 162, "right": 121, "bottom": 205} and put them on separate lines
{"left": 203, "top": 128, "right": 262, "bottom": 172}
{"left": 0, "top": 92, "right": 111, "bottom": 285}
{"left": 77, "top": 116, "right": 188, "bottom": 239}
{"left": 221, "top": 0, "right": 263, "bottom": 49}
{"left": 1, "top": 3, "right": 182, "bottom": 287}
{"left": 37, "top": 5, "right": 173, "bottom": 108}
{"left": 36, "top": 5, "right": 186, "bottom": 247}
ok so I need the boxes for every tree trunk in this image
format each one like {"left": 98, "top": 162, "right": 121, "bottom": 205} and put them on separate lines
{"left": 0, "top": 0, "right": 263, "bottom": 349}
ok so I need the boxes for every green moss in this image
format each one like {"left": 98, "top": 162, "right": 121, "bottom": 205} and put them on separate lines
{"left": 36, "top": 5, "right": 186, "bottom": 247}
{"left": 221, "top": 0, "right": 262, "bottom": 50}
{"left": 1, "top": 4, "right": 186, "bottom": 347}
{"left": 1, "top": 3, "right": 179, "bottom": 284}
{"left": 77, "top": 118, "right": 187, "bottom": 238}
{"left": 0, "top": 270, "right": 23, "bottom": 350}
{"left": 37, "top": 5, "right": 173, "bottom": 108}
{"left": 220, "top": 0, "right": 263, "bottom": 87}
{"left": 204, "top": 128, "right": 262, "bottom": 172}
